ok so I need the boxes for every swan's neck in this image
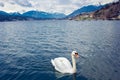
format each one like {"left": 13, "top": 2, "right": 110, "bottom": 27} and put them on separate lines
{"left": 71, "top": 54, "right": 76, "bottom": 73}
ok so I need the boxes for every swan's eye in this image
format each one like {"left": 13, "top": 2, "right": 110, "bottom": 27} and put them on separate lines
{"left": 74, "top": 52, "right": 79, "bottom": 58}
{"left": 75, "top": 53, "right": 78, "bottom": 55}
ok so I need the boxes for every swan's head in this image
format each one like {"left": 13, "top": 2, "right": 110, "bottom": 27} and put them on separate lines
{"left": 72, "top": 51, "right": 79, "bottom": 58}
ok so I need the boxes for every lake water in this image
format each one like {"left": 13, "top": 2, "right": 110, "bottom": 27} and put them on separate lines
{"left": 0, "top": 20, "right": 120, "bottom": 80}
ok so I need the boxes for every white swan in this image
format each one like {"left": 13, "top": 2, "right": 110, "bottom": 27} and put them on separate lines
{"left": 51, "top": 51, "right": 79, "bottom": 74}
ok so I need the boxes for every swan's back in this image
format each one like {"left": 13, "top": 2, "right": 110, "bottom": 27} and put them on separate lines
{"left": 51, "top": 57, "right": 73, "bottom": 73}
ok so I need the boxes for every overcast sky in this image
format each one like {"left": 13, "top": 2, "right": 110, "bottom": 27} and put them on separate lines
{"left": 0, "top": 0, "right": 118, "bottom": 14}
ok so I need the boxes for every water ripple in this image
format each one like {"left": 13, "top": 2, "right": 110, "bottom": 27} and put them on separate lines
{"left": 0, "top": 20, "right": 120, "bottom": 80}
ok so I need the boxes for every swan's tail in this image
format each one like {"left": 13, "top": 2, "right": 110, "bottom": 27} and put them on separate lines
{"left": 51, "top": 59, "right": 55, "bottom": 67}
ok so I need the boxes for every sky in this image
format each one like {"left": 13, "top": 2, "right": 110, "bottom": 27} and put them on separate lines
{"left": 0, "top": 0, "right": 118, "bottom": 15}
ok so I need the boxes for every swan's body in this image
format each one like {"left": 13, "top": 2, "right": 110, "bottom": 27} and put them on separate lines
{"left": 51, "top": 51, "right": 79, "bottom": 74}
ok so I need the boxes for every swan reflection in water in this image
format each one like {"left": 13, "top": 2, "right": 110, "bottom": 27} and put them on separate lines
{"left": 72, "top": 73, "right": 77, "bottom": 80}
{"left": 55, "top": 72, "right": 77, "bottom": 80}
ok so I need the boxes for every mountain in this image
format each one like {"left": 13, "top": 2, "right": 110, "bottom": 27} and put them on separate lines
{"left": 22, "top": 10, "right": 66, "bottom": 19}
{"left": 66, "top": 5, "right": 104, "bottom": 18}
{"left": 0, "top": 11, "right": 28, "bottom": 21}
{"left": 70, "top": 1, "right": 120, "bottom": 20}
{"left": 9, "top": 12, "right": 28, "bottom": 21}
{"left": 0, "top": 11, "right": 10, "bottom": 21}
{"left": 0, "top": 10, "right": 66, "bottom": 21}
{"left": 92, "top": 1, "right": 120, "bottom": 20}
{"left": 23, "top": 11, "right": 51, "bottom": 19}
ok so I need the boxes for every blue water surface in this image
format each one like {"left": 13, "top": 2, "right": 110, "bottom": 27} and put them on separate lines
{"left": 0, "top": 20, "right": 120, "bottom": 80}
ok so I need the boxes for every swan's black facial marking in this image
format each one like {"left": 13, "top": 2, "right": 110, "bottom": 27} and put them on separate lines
{"left": 75, "top": 53, "right": 78, "bottom": 55}
{"left": 74, "top": 52, "right": 79, "bottom": 58}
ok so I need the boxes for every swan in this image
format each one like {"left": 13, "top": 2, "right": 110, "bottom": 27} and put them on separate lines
{"left": 51, "top": 51, "right": 79, "bottom": 74}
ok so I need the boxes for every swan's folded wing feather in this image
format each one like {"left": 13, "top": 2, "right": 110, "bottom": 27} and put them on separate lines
{"left": 51, "top": 59, "right": 55, "bottom": 67}
{"left": 52, "top": 57, "right": 73, "bottom": 73}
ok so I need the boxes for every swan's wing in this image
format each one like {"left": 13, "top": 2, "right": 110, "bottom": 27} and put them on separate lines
{"left": 51, "top": 57, "right": 73, "bottom": 73}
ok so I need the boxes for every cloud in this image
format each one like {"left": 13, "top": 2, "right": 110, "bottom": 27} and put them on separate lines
{"left": 29, "top": 0, "right": 79, "bottom": 14}
{"left": 57, "top": 0, "right": 72, "bottom": 5}
{"left": 13, "top": 0, "right": 32, "bottom": 7}
{"left": 84, "top": 0, "right": 118, "bottom": 5}
{"left": 0, "top": 2, "right": 4, "bottom": 7}
{"left": 0, "top": 0, "right": 117, "bottom": 14}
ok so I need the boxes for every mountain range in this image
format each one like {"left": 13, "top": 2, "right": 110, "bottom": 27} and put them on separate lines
{"left": 0, "top": 10, "right": 66, "bottom": 21}
{"left": 0, "top": 1, "right": 119, "bottom": 21}
{"left": 71, "top": 1, "right": 120, "bottom": 20}
{"left": 66, "top": 5, "right": 104, "bottom": 18}
{"left": 92, "top": 1, "right": 120, "bottom": 20}
{"left": 22, "top": 11, "right": 66, "bottom": 19}
{"left": 0, "top": 3, "right": 105, "bottom": 21}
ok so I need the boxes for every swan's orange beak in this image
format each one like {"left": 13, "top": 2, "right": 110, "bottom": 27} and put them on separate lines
{"left": 75, "top": 53, "right": 79, "bottom": 58}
